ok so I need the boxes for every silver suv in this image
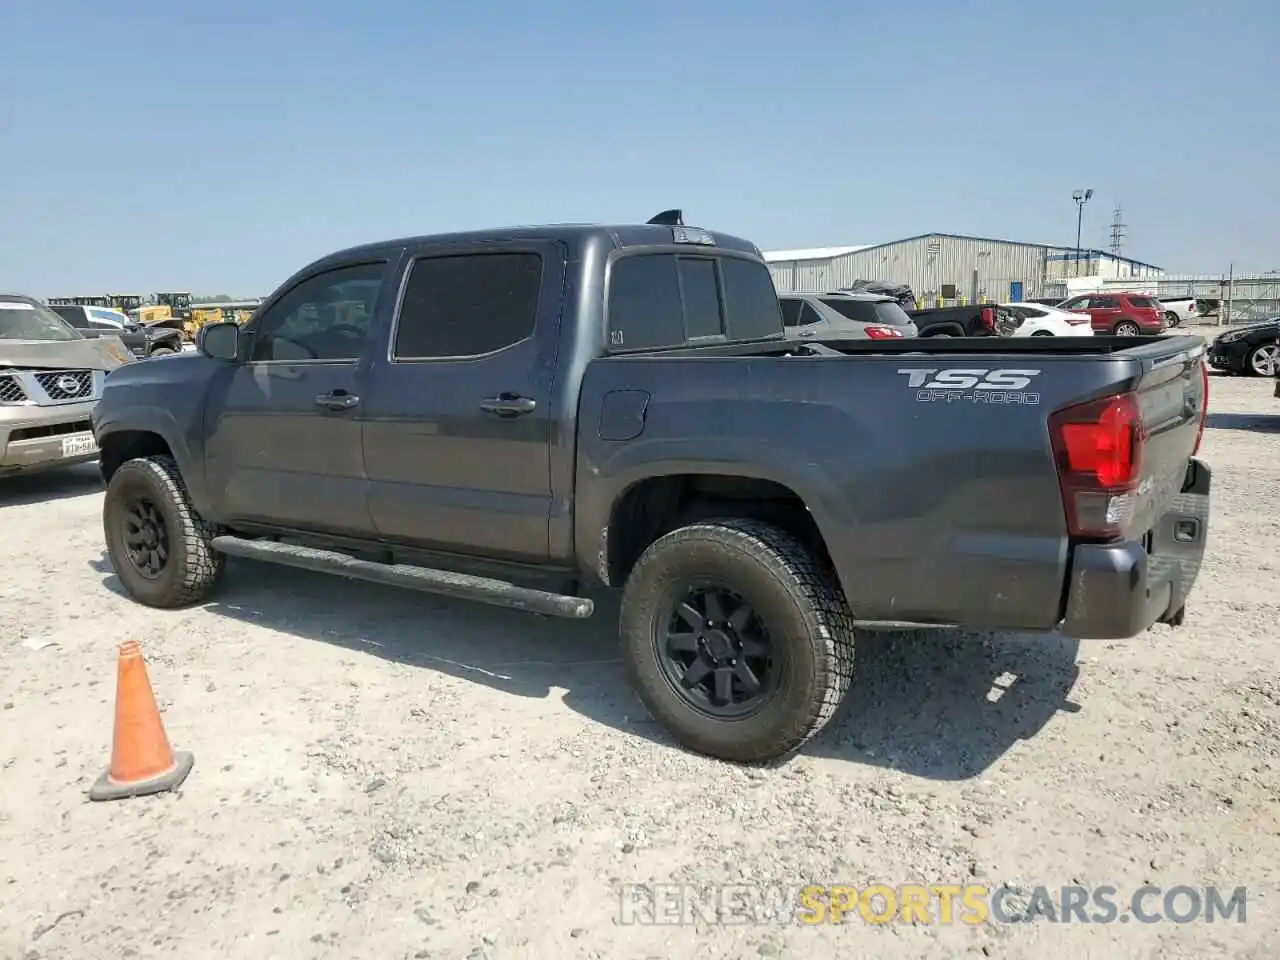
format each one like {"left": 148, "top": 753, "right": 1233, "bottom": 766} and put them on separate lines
{"left": 777, "top": 292, "right": 919, "bottom": 340}
{"left": 1, "top": 294, "right": 132, "bottom": 477}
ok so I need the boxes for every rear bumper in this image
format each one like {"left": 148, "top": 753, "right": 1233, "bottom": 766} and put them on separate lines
{"left": 1061, "top": 458, "right": 1211, "bottom": 639}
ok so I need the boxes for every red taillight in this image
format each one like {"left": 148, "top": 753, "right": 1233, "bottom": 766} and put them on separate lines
{"left": 980, "top": 307, "right": 995, "bottom": 331}
{"left": 864, "top": 326, "right": 905, "bottom": 339}
{"left": 1049, "top": 392, "right": 1145, "bottom": 538}
{"left": 1192, "top": 359, "right": 1209, "bottom": 455}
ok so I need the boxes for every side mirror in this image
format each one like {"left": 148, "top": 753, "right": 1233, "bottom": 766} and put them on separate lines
{"left": 198, "top": 322, "right": 240, "bottom": 361}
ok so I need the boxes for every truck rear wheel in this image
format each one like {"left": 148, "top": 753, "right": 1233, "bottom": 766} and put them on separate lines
{"left": 619, "top": 519, "right": 855, "bottom": 763}
{"left": 103, "top": 455, "right": 225, "bottom": 608}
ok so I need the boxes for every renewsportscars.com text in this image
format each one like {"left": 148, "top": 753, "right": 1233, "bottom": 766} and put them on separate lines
{"left": 618, "top": 882, "right": 1248, "bottom": 926}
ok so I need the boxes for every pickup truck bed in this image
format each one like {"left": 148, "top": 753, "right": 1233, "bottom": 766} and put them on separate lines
{"left": 91, "top": 214, "right": 1212, "bottom": 764}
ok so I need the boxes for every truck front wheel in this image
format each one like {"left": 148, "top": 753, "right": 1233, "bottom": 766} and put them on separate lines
{"left": 103, "top": 455, "right": 225, "bottom": 608}
{"left": 619, "top": 519, "right": 855, "bottom": 763}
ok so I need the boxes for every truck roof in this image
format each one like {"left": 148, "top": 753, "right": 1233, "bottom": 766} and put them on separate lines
{"left": 312, "top": 222, "right": 764, "bottom": 270}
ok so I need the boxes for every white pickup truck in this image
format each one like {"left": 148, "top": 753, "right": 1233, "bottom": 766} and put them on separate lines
{"left": 1160, "top": 297, "right": 1220, "bottom": 327}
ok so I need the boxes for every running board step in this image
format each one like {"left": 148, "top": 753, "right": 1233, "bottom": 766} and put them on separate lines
{"left": 210, "top": 536, "right": 594, "bottom": 619}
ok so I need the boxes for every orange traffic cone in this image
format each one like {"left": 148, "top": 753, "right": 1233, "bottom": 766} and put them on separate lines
{"left": 89, "top": 640, "right": 194, "bottom": 802}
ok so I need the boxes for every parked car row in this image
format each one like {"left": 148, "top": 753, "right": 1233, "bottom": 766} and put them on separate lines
{"left": 1206, "top": 317, "right": 1280, "bottom": 378}
{"left": 780, "top": 293, "right": 1024, "bottom": 341}
{"left": 1024, "top": 294, "right": 1227, "bottom": 333}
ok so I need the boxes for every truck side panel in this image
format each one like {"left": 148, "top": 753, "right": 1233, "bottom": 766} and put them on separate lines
{"left": 574, "top": 351, "right": 1181, "bottom": 631}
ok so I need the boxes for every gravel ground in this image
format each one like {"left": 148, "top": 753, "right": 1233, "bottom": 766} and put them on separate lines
{"left": 1, "top": 373, "right": 1277, "bottom": 960}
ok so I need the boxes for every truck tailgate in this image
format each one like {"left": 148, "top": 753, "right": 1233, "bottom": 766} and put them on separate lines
{"left": 1055, "top": 339, "right": 1211, "bottom": 638}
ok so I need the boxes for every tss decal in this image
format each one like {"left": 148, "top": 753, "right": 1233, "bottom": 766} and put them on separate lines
{"left": 896, "top": 368, "right": 1042, "bottom": 404}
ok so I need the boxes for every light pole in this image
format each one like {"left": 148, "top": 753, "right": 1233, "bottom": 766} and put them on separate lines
{"left": 1072, "top": 189, "right": 1093, "bottom": 277}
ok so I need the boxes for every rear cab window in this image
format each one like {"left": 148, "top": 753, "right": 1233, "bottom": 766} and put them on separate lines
{"left": 606, "top": 253, "right": 782, "bottom": 351}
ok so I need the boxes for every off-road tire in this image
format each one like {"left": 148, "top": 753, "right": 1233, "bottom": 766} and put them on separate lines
{"left": 1031, "top": 330, "right": 1054, "bottom": 336}
{"left": 103, "top": 455, "right": 225, "bottom": 608}
{"left": 619, "top": 518, "right": 856, "bottom": 764}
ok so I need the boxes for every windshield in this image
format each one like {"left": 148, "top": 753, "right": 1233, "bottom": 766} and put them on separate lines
{"left": 818, "top": 297, "right": 914, "bottom": 326}
{"left": 0, "top": 299, "right": 84, "bottom": 341}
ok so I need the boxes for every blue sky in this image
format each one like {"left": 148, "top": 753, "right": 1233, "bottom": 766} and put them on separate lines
{"left": 2, "top": 0, "right": 1276, "bottom": 296}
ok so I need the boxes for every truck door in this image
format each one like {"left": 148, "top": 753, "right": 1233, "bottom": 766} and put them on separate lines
{"left": 202, "top": 259, "right": 391, "bottom": 535}
{"left": 361, "top": 240, "right": 566, "bottom": 563}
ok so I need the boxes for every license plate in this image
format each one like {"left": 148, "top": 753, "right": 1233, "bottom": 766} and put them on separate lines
{"left": 61, "top": 433, "right": 98, "bottom": 458}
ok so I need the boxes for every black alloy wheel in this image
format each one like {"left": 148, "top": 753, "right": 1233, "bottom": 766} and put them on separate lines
{"left": 121, "top": 496, "right": 170, "bottom": 579}
{"left": 656, "top": 584, "right": 777, "bottom": 718}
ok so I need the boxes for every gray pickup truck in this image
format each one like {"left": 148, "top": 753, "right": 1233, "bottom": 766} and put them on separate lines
{"left": 91, "top": 212, "right": 1213, "bottom": 763}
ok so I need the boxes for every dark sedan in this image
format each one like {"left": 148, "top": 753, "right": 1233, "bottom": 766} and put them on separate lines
{"left": 1205, "top": 318, "right": 1280, "bottom": 378}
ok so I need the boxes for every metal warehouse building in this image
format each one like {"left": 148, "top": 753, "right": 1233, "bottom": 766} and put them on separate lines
{"left": 763, "top": 233, "right": 1163, "bottom": 306}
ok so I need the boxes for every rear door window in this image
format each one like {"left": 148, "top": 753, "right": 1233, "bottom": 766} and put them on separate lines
{"left": 779, "top": 298, "right": 804, "bottom": 328}
{"left": 1093, "top": 296, "right": 1119, "bottom": 308}
{"left": 798, "top": 303, "right": 824, "bottom": 327}
{"left": 393, "top": 252, "right": 543, "bottom": 359}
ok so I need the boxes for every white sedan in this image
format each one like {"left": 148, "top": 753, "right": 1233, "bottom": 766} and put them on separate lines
{"left": 1001, "top": 302, "right": 1095, "bottom": 337}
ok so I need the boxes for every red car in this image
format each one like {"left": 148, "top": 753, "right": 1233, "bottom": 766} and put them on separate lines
{"left": 1058, "top": 292, "right": 1167, "bottom": 336}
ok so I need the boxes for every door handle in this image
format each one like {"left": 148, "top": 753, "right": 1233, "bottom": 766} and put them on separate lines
{"left": 315, "top": 391, "right": 360, "bottom": 411}
{"left": 479, "top": 394, "right": 537, "bottom": 417}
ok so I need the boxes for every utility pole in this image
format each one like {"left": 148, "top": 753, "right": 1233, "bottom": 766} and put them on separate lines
{"left": 1073, "top": 189, "right": 1094, "bottom": 277}
{"left": 1108, "top": 205, "right": 1126, "bottom": 257}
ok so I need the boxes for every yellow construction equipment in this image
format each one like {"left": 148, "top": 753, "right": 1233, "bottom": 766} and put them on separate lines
{"left": 49, "top": 295, "right": 112, "bottom": 308}
{"left": 185, "top": 300, "right": 261, "bottom": 338}
{"left": 127, "top": 293, "right": 193, "bottom": 337}
{"left": 108, "top": 294, "right": 145, "bottom": 313}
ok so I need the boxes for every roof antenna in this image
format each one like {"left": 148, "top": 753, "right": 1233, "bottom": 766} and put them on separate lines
{"left": 647, "top": 209, "right": 684, "bottom": 226}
